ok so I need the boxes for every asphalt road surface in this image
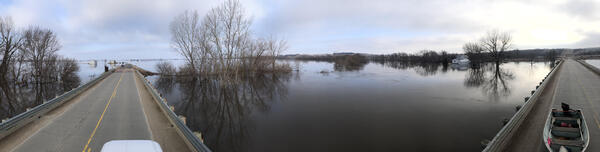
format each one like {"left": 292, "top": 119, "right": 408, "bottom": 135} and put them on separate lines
{"left": 12, "top": 69, "right": 152, "bottom": 152}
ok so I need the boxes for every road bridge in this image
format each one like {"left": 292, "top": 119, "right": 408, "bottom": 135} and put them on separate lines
{"left": 0, "top": 68, "right": 210, "bottom": 152}
{"left": 485, "top": 59, "right": 600, "bottom": 151}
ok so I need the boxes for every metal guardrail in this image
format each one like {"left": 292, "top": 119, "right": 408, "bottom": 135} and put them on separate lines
{"left": 133, "top": 70, "right": 212, "bottom": 152}
{"left": 483, "top": 60, "right": 564, "bottom": 151}
{"left": 577, "top": 60, "right": 600, "bottom": 76}
{"left": 0, "top": 69, "right": 114, "bottom": 140}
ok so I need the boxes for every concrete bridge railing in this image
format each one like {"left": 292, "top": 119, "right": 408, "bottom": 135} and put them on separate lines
{"left": 134, "top": 70, "right": 212, "bottom": 152}
{"left": 0, "top": 69, "right": 115, "bottom": 140}
{"left": 577, "top": 60, "right": 600, "bottom": 76}
{"left": 483, "top": 60, "right": 563, "bottom": 151}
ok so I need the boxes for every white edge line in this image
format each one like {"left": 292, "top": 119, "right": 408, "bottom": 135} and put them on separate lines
{"left": 133, "top": 71, "right": 154, "bottom": 140}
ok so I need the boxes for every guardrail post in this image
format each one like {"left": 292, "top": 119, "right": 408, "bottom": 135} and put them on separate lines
{"left": 194, "top": 132, "right": 204, "bottom": 142}
{"left": 179, "top": 115, "right": 187, "bottom": 125}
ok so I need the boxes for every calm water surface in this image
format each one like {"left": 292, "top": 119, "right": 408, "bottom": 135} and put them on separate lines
{"left": 134, "top": 60, "right": 552, "bottom": 152}
{"left": 586, "top": 59, "right": 600, "bottom": 69}
{"left": 0, "top": 59, "right": 555, "bottom": 151}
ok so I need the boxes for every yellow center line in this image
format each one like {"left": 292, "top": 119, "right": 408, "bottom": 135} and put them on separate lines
{"left": 82, "top": 72, "right": 124, "bottom": 152}
{"left": 572, "top": 64, "right": 600, "bottom": 129}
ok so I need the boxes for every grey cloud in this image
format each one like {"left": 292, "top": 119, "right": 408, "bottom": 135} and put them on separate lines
{"left": 571, "top": 32, "right": 600, "bottom": 48}
{"left": 2, "top": 0, "right": 599, "bottom": 58}
{"left": 560, "top": 0, "right": 599, "bottom": 19}
{"left": 257, "top": 0, "right": 486, "bottom": 34}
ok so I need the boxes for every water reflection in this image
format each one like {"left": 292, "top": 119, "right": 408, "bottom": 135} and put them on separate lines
{"left": 154, "top": 73, "right": 292, "bottom": 152}
{"left": 374, "top": 61, "right": 446, "bottom": 76}
{"left": 376, "top": 61, "right": 520, "bottom": 100}
{"left": 333, "top": 59, "right": 368, "bottom": 72}
{"left": 464, "top": 63, "right": 515, "bottom": 100}
{"left": 413, "top": 63, "right": 442, "bottom": 76}
{"left": 450, "top": 63, "right": 470, "bottom": 71}
{"left": 143, "top": 60, "right": 557, "bottom": 152}
{"left": 0, "top": 60, "right": 81, "bottom": 119}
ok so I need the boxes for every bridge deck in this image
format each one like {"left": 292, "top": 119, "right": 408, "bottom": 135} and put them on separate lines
{"left": 0, "top": 69, "right": 190, "bottom": 152}
{"left": 504, "top": 59, "right": 600, "bottom": 151}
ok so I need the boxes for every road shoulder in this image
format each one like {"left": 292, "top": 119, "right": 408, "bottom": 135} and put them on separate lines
{"left": 133, "top": 73, "right": 192, "bottom": 152}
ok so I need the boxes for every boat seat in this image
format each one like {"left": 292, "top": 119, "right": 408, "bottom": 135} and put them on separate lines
{"left": 552, "top": 111, "right": 581, "bottom": 118}
{"left": 553, "top": 127, "right": 580, "bottom": 132}
{"left": 551, "top": 127, "right": 581, "bottom": 139}
{"left": 553, "top": 119, "right": 580, "bottom": 128}
{"left": 551, "top": 129, "right": 581, "bottom": 139}
{"left": 554, "top": 117, "right": 579, "bottom": 121}
{"left": 551, "top": 138, "right": 585, "bottom": 147}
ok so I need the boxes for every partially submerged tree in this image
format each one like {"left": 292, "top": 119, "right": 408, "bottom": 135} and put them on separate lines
{"left": 58, "top": 58, "right": 80, "bottom": 90}
{"left": 169, "top": 0, "right": 289, "bottom": 80}
{"left": 170, "top": 10, "right": 202, "bottom": 75}
{"left": 463, "top": 42, "right": 484, "bottom": 62}
{"left": 21, "top": 26, "right": 61, "bottom": 83}
{"left": 461, "top": 30, "right": 512, "bottom": 66}
{"left": 0, "top": 16, "right": 22, "bottom": 113}
{"left": 1, "top": 17, "right": 77, "bottom": 115}
{"left": 156, "top": 61, "right": 177, "bottom": 75}
{"left": 479, "top": 30, "right": 512, "bottom": 66}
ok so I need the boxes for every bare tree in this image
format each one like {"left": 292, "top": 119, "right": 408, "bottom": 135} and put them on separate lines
{"left": 156, "top": 61, "right": 177, "bottom": 75}
{"left": 170, "top": 10, "right": 202, "bottom": 75}
{"left": 463, "top": 42, "right": 484, "bottom": 62}
{"left": 202, "top": 0, "right": 252, "bottom": 76}
{"left": 266, "top": 37, "right": 288, "bottom": 71}
{"left": 169, "top": 0, "right": 289, "bottom": 80}
{"left": 0, "top": 16, "right": 22, "bottom": 113}
{"left": 1, "top": 17, "right": 22, "bottom": 78}
{"left": 58, "top": 58, "right": 80, "bottom": 90}
{"left": 479, "top": 30, "right": 512, "bottom": 66}
{"left": 20, "top": 26, "right": 61, "bottom": 83}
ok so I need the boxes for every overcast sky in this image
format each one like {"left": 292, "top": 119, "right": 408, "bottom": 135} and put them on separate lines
{"left": 1, "top": 0, "right": 599, "bottom": 59}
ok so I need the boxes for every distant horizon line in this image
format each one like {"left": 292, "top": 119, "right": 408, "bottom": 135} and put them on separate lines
{"left": 72, "top": 46, "right": 599, "bottom": 61}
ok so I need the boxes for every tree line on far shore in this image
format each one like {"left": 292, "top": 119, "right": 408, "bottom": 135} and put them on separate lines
{"left": 287, "top": 30, "right": 569, "bottom": 65}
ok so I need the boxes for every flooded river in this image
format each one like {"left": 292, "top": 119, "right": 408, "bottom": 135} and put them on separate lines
{"left": 141, "top": 60, "right": 552, "bottom": 151}
{"left": 0, "top": 59, "right": 555, "bottom": 151}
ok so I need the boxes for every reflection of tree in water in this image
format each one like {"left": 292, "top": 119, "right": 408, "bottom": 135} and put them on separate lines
{"left": 380, "top": 61, "right": 410, "bottom": 70}
{"left": 464, "top": 63, "right": 514, "bottom": 100}
{"left": 0, "top": 60, "right": 81, "bottom": 119}
{"left": 155, "top": 76, "right": 175, "bottom": 95}
{"left": 155, "top": 73, "right": 291, "bottom": 152}
{"left": 376, "top": 61, "right": 444, "bottom": 76}
{"left": 334, "top": 61, "right": 367, "bottom": 71}
{"left": 413, "top": 63, "right": 440, "bottom": 76}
